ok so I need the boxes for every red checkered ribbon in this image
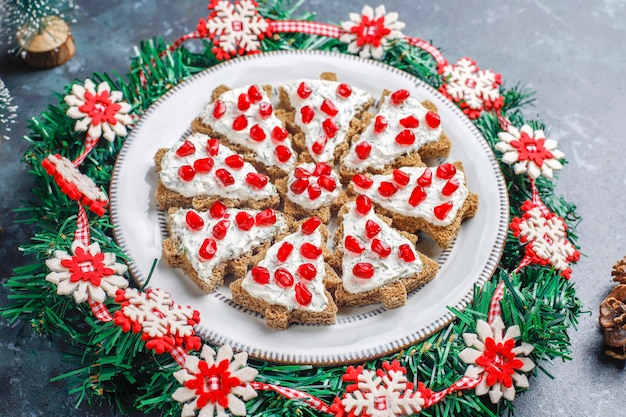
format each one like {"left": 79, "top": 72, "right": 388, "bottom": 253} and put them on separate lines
{"left": 89, "top": 298, "right": 113, "bottom": 322}
{"left": 249, "top": 382, "right": 331, "bottom": 414}
{"left": 406, "top": 36, "right": 446, "bottom": 66}
{"left": 269, "top": 20, "right": 343, "bottom": 38}
{"left": 497, "top": 114, "right": 511, "bottom": 131}
{"left": 74, "top": 205, "right": 90, "bottom": 246}
{"left": 422, "top": 376, "right": 481, "bottom": 408}
{"left": 530, "top": 178, "right": 551, "bottom": 217}
{"left": 170, "top": 345, "right": 188, "bottom": 367}
{"left": 488, "top": 280, "right": 506, "bottom": 325}
{"left": 72, "top": 134, "right": 99, "bottom": 167}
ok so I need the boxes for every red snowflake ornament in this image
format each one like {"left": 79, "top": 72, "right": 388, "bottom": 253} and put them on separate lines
{"left": 340, "top": 5, "right": 406, "bottom": 59}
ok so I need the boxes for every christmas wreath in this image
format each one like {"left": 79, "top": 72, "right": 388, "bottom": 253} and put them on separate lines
{"left": 2, "top": 1, "right": 582, "bottom": 416}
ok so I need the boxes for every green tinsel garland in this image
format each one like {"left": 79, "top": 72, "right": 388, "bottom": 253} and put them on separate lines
{"left": 2, "top": 1, "right": 582, "bottom": 416}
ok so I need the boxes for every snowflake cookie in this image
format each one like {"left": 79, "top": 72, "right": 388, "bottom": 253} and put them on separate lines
{"left": 340, "top": 5, "right": 406, "bottom": 59}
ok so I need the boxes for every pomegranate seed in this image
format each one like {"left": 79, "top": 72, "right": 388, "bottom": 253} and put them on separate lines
{"left": 425, "top": 111, "right": 441, "bottom": 128}
{"left": 344, "top": 235, "right": 365, "bottom": 254}
{"left": 395, "top": 129, "right": 415, "bottom": 146}
{"left": 290, "top": 178, "right": 309, "bottom": 195}
{"left": 212, "top": 219, "right": 230, "bottom": 240}
{"left": 378, "top": 181, "right": 398, "bottom": 197}
{"left": 355, "top": 194, "right": 372, "bottom": 215}
{"left": 232, "top": 114, "right": 248, "bottom": 131}
{"left": 275, "top": 145, "right": 292, "bottom": 163}
{"left": 436, "top": 163, "right": 457, "bottom": 180}
{"left": 271, "top": 126, "right": 289, "bottom": 142}
{"left": 247, "top": 85, "right": 263, "bottom": 104}
{"left": 317, "top": 175, "right": 337, "bottom": 192}
{"left": 225, "top": 154, "right": 245, "bottom": 169}
{"left": 235, "top": 211, "right": 255, "bottom": 230}
{"left": 434, "top": 201, "right": 454, "bottom": 220}
{"left": 371, "top": 239, "right": 391, "bottom": 258}
{"left": 215, "top": 168, "right": 235, "bottom": 186}
{"left": 295, "top": 282, "right": 313, "bottom": 306}
{"left": 258, "top": 102, "right": 273, "bottom": 118}
{"left": 255, "top": 208, "right": 277, "bottom": 226}
{"left": 251, "top": 266, "right": 270, "bottom": 284}
{"left": 312, "top": 137, "right": 327, "bottom": 155}
{"left": 337, "top": 83, "right": 352, "bottom": 98}
{"left": 199, "top": 238, "right": 217, "bottom": 260}
{"left": 322, "top": 118, "right": 339, "bottom": 138}
{"left": 301, "top": 217, "right": 322, "bottom": 235}
{"left": 308, "top": 183, "right": 322, "bottom": 200}
{"left": 213, "top": 100, "right": 226, "bottom": 119}
{"left": 352, "top": 262, "right": 374, "bottom": 279}
{"left": 390, "top": 89, "right": 410, "bottom": 106}
{"left": 365, "top": 219, "right": 381, "bottom": 239}
{"left": 297, "top": 263, "right": 317, "bottom": 280}
{"left": 294, "top": 167, "right": 311, "bottom": 179}
{"left": 442, "top": 178, "right": 460, "bottom": 196}
{"left": 417, "top": 169, "right": 432, "bottom": 187}
{"left": 300, "top": 106, "right": 315, "bottom": 124}
{"left": 320, "top": 98, "right": 338, "bottom": 116}
{"left": 194, "top": 157, "right": 214, "bottom": 173}
{"left": 355, "top": 141, "right": 371, "bottom": 160}
{"left": 352, "top": 174, "right": 373, "bottom": 189}
{"left": 245, "top": 172, "right": 268, "bottom": 189}
{"left": 275, "top": 267, "right": 294, "bottom": 288}
{"left": 249, "top": 124, "right": 267, "bottom": 142}
{"left": 398, "top": 244, "right": 416, "bottom": 262}
{"left": 178, "top": 165, "right": 195, "bottom": 181}
{"left": 297, "top": 81, "right": 312, "bottom": 99}
{"left": 209, "top": 201, "right": 227, "bottom": 219}
{"left": 409, "top": 186, "right": 427, "bottom": 207}
{"left": 399, "top": 115, "right": 419, "bottom": 129}
{"left": 392, "top": 169, "right": 410, "bottom": 186}
{"left": 207, "top": 138, "right": 220, "bottom": 156}
{"left": 312, "top": 162, "right": 331, "bottom": 177}
{"left": 176, "top": 140, "right": 196, "bottom": 157}
{"left": 276, "top": 241, "right": 294, "bottom": 262}
{"left": 374, "top": 115, "right": 388, "bottom": 133}
{"left": 300, "top": 242, "right": 322, "bottom": 259}
{"left": 185, "top": 211, "right": 204, "bottom": 231}
{"left": 237, "top": 93, "right": 251, "bottom": 111}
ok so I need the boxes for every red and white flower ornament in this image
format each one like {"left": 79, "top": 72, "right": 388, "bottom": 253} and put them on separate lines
{"left": 340, "top": 5, "right": 406, "bottom": 59}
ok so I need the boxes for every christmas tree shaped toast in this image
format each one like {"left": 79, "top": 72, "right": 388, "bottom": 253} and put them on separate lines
{"left": 230, "top": 217, "right": 339, "bottom": 330}
{"left": 191, "top": 83, "right": 297, "bottom": 178}
{"left": 162, "top": 202, "right": 289, "bottom": 293}
{"left": 155, "top": 133, "right": 280, "bottom": 211}
{"left": 279, "top": 72, "right": 374, "bottom": 163}
{"left": 327, "top": 195, "right": 440, "bottom": 309}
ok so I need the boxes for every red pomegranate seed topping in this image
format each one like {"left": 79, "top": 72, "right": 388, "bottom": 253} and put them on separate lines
{"left": 178, "top": 165, "right": 195, "bottom": 181}
{"left": 436, "top": 163, "right": 457, "bottom": 180}
{"left": 225, "top": 154, "right": 245, "bottom": 169}
{"left": 434, "top": 201, "right": 454, "bottom": 220}
{"left": 275, "top": 267, "right": 294, "bottom": 288}
{"left": 300, "top": 106, "right": 315, "bottom": 124}
{"left": 209, "top": 201, "right": 227, "bottom": 219}
{"left": 425, "top": 111, "right": 441, "bottom": 129}
{"left": 276, "top": 241, "right": 294, "bottom": 262}
{"left": 295, "top": 282, "right": 313, "bottom": 306}
{"left": 255, "top": 208, "right": 277, "bottom": 226}
{"left": 297, "top": 263, "right": 317, "bottom": 281}
{"left": 322, "top": 118, "right": 339, "bottom": 138}
{"left": 294, "top": 167, "right": 311, "bottom": 179}
{"left": 271, "top": 126, "right": 289, "bottom": 142}
{"left": 213, "top": 100, "right": 226, "bottom": 119}
{"left": 248, "top": 85, "right": 263, "bottom": 104}
{"left": 371, "top": 238, "right": 391, "bottom": 258}
{"left": 185, "top": 211, "right": 204, "bottom": 231}
{"left": 245, "top": 172, "right": 268, "bottom": 189}
{"left": 390, "top": 89, "right": 410, "bottom": 106}
{"left": 312, "top": 162, "right": 331, "bottom": 177}
{"left": 215, "top": 168, "right": 235, "bottom": 186}
{"left": 237, "top": 93, "right": 251, "bottom": 111}
{"left": 352, "top": 174, "right": 373, "bottom": 189}
{"left": 207, "top": 138, "right": 220, "bottom": 156}
{"left": 317, "top": 175, "right": 337, "bottom": 192}
{"left": 320, "top": 98, "right": 339, "bottom": 117}
{"left": 235, "top": 211, "right": 255, "bottom": 230}
{"left": 417, "top": 169, "right": 432, "bottom": 187}
{"left": 249, "top": 124, "right": 267, "bottom": 142}
{"left": 176, "top": 140, "right": 196, "bottom": 157}
{"left": 233, "top": 115, "right": 248, "bottom": 131}
{"left": 199, "top": 238, "right": 217, "bottom": 260}
{"left": 300, "top": 242, "right": 322, "bottom": 260}
{"left": 337, "top": 83, "right": 352, "bottom": 98}
{"left": 399, "top": 115, "right": 419, "bottom": 129}
{"left": 409, "top": 186, "right": 427, "bottom": 207}
{"left": 374, "top": 115, "right": 388, "bottom": 133}
{"left": 290, "top": 177, "right": 309, "bottom": 195}
{"left": 212, "top": 219, "right": 230, "bottom": 240}
{"left": 312, "top": 137, "right": 327, "bottom": 155}
{"left": 297, "top": 81, "right": 312, "bottom": 99}
{"left": 378, "top": 181, "right": 398, "bottom": 197}
{"left": 353, "top": 262, "right": 375, "bottom": 279}
{"left": 275, "top": 145, "right": 292, "bottom": 163}
{"left": 251, "top": 266, "right": 270, "bottom": 284}
{"left": 344, "top": 235, "right": 365, "bottom": 254}
{"left": 442, "top": 178, "right": 460, "bottom": 196}
{"left": 365, "top": 219, "right": 381, "bottom": 239}
{"left": 398, "top": 244, "right": 416, "bottom": 262}
{"left": 301, "top": 217, "right": 322, "bottom": 235}
{"left": 193, "top": 158, "right": 214, "bottom": 173}
{"left": 308, "top": 183, "right": 322, "bottom": 200}
{"left": 355, "top": 194, "right": 372, "bottom": 215}
{"left": 355, "top": 141, "right": 371, "bottom": 160}
{"left": 395, "top": 129, "right": 415, "bottom": 146}
{"left": 392, "top": 169, "right": 410, "bottom": 186}
{"left": 258, "top": 102, "right": 273, "bottom": 119}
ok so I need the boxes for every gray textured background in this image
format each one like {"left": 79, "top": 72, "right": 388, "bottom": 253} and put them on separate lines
{"left": 1, "top": 1, "right": 625, "bottom": 416}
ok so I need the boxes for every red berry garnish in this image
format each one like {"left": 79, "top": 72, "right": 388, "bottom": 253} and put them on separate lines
{"left": 199, "top": 238, "right": 217, "bottom": 260}
{"left": 312, "top": 162, "right": 332, "bottom": 177}
{"left": 390, "top": 89, "right": 410, "bottom": 106}
{"left": 251, "top": 266, "right": 270, "bottom": 284}
{"left": 249, "top": 124, "right": 266, "bottom": 142}
{"left": 255, "top": 208, "right": 277, "bottom": 226}
{"left": 194, "top": 158, "right": 214, "bottom": 173}
{"left": 209, "top": 201, "right": 227, "bottom": 219}
{"left": 409, "top": 186, "right": 427, "bottom": 207}
{"left": 417, "top": 169, "right": 432, "bottom": 187}
{"left": 297, "top": 81, "right": 312, "bottom": 99}
{"left": 322, "top": 118, "right": 339, "bottom": 138}
{"left": 434, "top": 201, "right": 454, "bottom": 220}
{"left": 355, "top": 141, "right": 371, "bottom": 160}
{"left": 436, "top": 163, "right": 457, "bottom": 180}
{"left": 275, "top": 145, "right": 292, "bottom": 163}
{"left": 213, "top": 100, "right": 226, "bottom": 119}
{"left": 176, "top": 140, "right": 196, "bottom": 157}
{"left": 399, "top": 115, "right": 419, "bottom": 129}
{"left": 290, "top": 178, "right": 309, "bottom": 194}
{"left": 395, "top": 129, "right": 415, "bottom": 146}
{"left": 212, "top": 219, "right": 230, "bottom": 240}
{"left": 178, "top": 165, "right": 195, "bottom": 181}
{"left": 355, "top": 194, "right": 372, "bottom": 215}
{"left": 248, "top": 85, "right": 263, "bottom": 104}
{"left": 425, "top": 111, "right": 441, "bottom": 128}
{"left": 294, "top": 167, "right": 311, "bottom": 179}
{"left": 392, "top": 169, "right": 410, "bottom": 186}
{"left": 337, "top": 83, "right": 352, "bottom": 98}
{"left": 271, "top": 126, "right": 289, "bottom": 142}
{"left": 207, "top": 138, "right": 220, "bottom": 156}
{"left": 295, "top": 282, "right": 312, "bottom": 306}
{"left": 352, "top": 174, "right": 373, "bottom": 189}
{"left": 371, "top": 238, "right": 391, "bottom": 258}
{"left": 320, "top": 98, "right": 338, "bottom": 117}
{"left": 318, "top": 175, "right": 337, "bottom": 192}
{"left": 275, "top": 268, "right": 294, "bottom": 288}
{"left": 301, "top": 217, "right": 322, "bottom": 235}
{"left": 225, "top": 154, "right": 245, "bottom": 169}
{"left": 215, "top": 168, "right": 235, "bottom": 186}
{"left": 297, "top": 263, "right": 317, "bottom": 281}
{"left": 233, "top": 114, "right": 248, "bottom": 131}
{"left": 245, "top": 172, "right": 268, "bottom": 189}
{"left": 378, "top": 181, "right": 398, "bottom": 197}
{"left": 301, "top": 106, "right": 315, "bottom": 124}
{"left": 237, "top": 93, "right": 251, "bottom": 111}
{"left": 308, "top": 183, "right": 322, "bottom": 200}
{"left": 300, "top": 242, "right": 322, "bottom": 260}
{"left": 352, "top": 262, "right": 374, "bottom": 279}
{"left": 374, "top": 115, "right": 388, "bottom": 133}
{"left": 258, "top": 102, "right": 273, "bottom": 119}
{"left": 442, "top": 178, "right": 460, "bottom": 196}
{"left": 235, "top": 211, "right": 255, "bottom": 230}
{"left": 344, "top": 235, "right": 365, "bottom": 254}
{"left": 185, "top": 211, "right": 204, "bottom": 231}
{"left": 276, "top": 241, "right": 294, "bottom": 262}
{"left": 365, "top": 219, "right": 381, "bottom": 239}
{"left": 398, "top": 244, "right": 416, "bottom": 262}
{"left": 312, "top": 137, "right": 327, "bottom": 155}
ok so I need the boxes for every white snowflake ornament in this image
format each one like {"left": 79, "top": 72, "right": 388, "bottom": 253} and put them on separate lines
{"left": 173, "top": 344, "right": 258, "bottom": 417}
{"left": 45, "top": 240, "right": 128, "bottom": 303}
{"left": 64, "top": 79, "right": 132, "bottom": 142}
{"left": 459, "top": 316, "right": 535, "bottom": 404}
{"left": 496, "top": 124, "right": 565, "bottom": 179}
{"left": 340, "top": 5, "right": 405, "bottom": 59}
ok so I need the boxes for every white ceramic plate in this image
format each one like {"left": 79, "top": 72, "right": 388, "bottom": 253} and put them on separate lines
{"left": 110, "top": 50, "right": 508, "bottom": 365}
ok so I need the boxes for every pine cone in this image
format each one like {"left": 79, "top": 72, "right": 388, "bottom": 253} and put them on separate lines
{"left": 611, "top": 257, "right": 626, "bottom": 284}
{"left": 599, "top": 284, "right": 626, "bottom": 359}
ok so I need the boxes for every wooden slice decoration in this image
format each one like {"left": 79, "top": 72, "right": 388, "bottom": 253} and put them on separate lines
{"left": 17, "top": 15, "right": 76, "bottom": 69}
